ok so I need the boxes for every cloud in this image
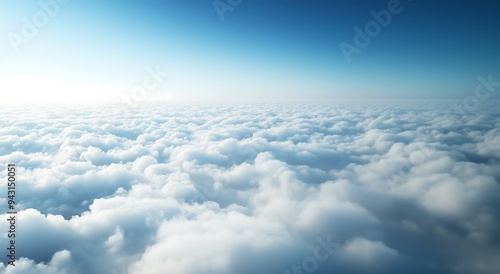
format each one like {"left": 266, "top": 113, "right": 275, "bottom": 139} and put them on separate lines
{"left": 0, "top": 102, "right": 499, "bottom": 274}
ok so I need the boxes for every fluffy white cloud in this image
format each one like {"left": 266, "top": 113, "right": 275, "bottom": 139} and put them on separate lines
{"left": 0, "top": 102, "right": 498, "bottom": 274}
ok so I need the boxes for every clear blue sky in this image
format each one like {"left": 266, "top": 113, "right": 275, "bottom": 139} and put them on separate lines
{"left": 1, "top": 0, "right": 499, "bottom": 104}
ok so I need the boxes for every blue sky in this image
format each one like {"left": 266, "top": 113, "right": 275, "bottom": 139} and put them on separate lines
{"left": 1, "top": 0, "right": 499, "bottom": 104}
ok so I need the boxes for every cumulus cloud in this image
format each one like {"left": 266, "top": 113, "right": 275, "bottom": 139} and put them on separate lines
{"left": 0, "top": 102, "right": 499, "bottom": 274}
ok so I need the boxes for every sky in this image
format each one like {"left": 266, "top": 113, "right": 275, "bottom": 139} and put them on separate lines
{"left": 1, "top": 0, "right": 499, "bottom": 104}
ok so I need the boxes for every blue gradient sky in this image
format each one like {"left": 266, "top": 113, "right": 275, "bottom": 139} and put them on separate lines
{"left": 1, "top": 0, "right": 499, "bottom": 104}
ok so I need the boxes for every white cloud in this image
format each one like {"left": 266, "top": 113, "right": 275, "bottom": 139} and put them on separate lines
{"left": 0, "top": 102, "right": 499, "bottom": 274}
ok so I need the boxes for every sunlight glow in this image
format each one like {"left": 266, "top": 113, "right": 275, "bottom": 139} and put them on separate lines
{"left": 0, "top": 73, "right": 121, "bottom": 106}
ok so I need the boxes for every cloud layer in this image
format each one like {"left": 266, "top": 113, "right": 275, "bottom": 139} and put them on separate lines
{"left": 0, "top": 102, "right": 499, "bottom": 274}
